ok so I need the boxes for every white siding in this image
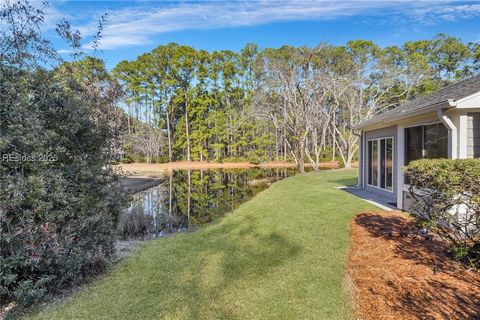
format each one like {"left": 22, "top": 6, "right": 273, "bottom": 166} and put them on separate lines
{"left": 467, "top": 113, "right": 480, "bottom": 158}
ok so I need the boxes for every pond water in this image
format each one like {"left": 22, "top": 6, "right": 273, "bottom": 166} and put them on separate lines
{"left": 118, "top": 167, "right": 306, "bottom": 240}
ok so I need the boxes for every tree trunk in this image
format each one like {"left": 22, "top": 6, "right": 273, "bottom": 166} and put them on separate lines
{"left": 127, "top": 103, "right": 131, "bottom": 135}
{"left": 297, "top": 157, "right": 305, "bottom": 173}
{"left": 185, "top": 98, "right": 191, "bottom": 162}
{"left": 296, "top": 142, "right": 305, "bottom": 173}
{"left": 166, "top": 109, "right": 173, "bottom": 162}
{"left": 275, "top": 128, "right": 279, "bottom": 162}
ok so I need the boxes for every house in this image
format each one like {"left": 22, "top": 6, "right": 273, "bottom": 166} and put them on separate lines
{"left": 354, "top": 75, "right": 480, "bottom": 210}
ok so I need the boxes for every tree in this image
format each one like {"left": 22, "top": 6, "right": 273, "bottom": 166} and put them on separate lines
{"left": 112, "top": 35, "right": 478, "bottom": 168}
{"left": 258, "top": 45, "right": 330, "bottom": 172}
{"left": 0, "top": 0, "right": 125, "bottom": 308}
{"left": 325, "top": 40, "right": 426, "bottom": 168}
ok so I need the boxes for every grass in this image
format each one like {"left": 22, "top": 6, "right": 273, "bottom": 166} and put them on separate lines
{"left": 31, "top": 169, "right": 378, "bottom": 320}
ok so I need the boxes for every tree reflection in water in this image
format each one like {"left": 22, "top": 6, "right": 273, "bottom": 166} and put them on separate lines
{"left": 118, "top": 168, "right": 300, "bottom": 239}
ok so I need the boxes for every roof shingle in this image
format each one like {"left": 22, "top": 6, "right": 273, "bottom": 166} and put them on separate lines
{"left": 356, "top": 74, "right": 480, "bottom": 128}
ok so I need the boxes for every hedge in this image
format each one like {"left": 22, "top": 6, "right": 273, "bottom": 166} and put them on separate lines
{"left": 405, "top": 159, "right": 480, "bottom": 267}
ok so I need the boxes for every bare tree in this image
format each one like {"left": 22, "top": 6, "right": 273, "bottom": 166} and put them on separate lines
{"left": 133, "top": 129, "right": 164, "bottom": 163}
{"left": 258, "top": 45, "right": 331, "bottom": 172}
{"left": 326, "top": 42, "right": 427, "bottom": 168}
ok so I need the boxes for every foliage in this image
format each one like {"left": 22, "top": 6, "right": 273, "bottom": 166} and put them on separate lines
{"left": 113, "top": 36, "right": 479, "bottom": 171}
{"left": 406, "top": 159, "right": 480, "bottom": 267}
{"left": 0, "top": 0, "right": 126, "bottom": 309}
{"left": 112, "top": 43, "right": 280, "bottom": 164}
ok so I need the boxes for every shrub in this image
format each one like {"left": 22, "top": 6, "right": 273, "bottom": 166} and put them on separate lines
{"left": 117, "top": 205, "right": 152, "bottom": 240}
{"left": 0, "top": 67, "right": 127, "bottom": 307}
{"left": 405, "top": 159, "right": 480, "bottom": 267}
{"left": 0, "top": 1, "right": 126, "bottom": 309}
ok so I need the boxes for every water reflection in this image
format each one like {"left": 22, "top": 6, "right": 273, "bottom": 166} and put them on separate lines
{"left": 118, "top": 168, "right": 301, "bottom": 240}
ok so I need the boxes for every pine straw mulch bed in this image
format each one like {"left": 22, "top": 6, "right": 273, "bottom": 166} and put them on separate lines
{"left": 347, "top": 211, "right": 480, "bottom": 320}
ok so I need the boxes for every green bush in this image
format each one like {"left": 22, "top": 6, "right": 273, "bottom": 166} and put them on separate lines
{"left": 0, "top": 1, "right": 126, "bottom": 309}
{"left": 0, "top": 69, "right": 127, "bottom": 308}
{"left": 405, "top": 159, "right": 480, "bottom": 267}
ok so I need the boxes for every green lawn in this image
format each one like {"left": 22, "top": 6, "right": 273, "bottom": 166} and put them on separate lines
{"left": 31, "top": 169, "right": 378, "bottom": 320}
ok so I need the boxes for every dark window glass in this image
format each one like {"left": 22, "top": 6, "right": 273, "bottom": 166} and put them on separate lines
{"left": 404, "top": 123, "right": 448, "bottom": 183}
{"left": 424, "top": 123, "right": 448, "bottom": 159}
{"left": 386, "top": 138, "right": 393, "bottom": 190}
{"left": 368, "top": 140, "right": 373, "bottom": 185}
{"left": 405, "top": 126, "right": 423, "bottom": 165}
{"left": 380, "top": 139, "right": 386, "bottom": 189}
{"left": 369, "top": 138, "right": 393, "bottom": 190}
{"left": 367, "top": 138, "right": 393, "bottom": 190}
{"left": 372, "top": 140, "right": 378, "bottom": 187}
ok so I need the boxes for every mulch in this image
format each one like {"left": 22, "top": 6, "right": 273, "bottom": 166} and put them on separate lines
{"left": 347, "top": 211, "right": 480, "bottom": 320}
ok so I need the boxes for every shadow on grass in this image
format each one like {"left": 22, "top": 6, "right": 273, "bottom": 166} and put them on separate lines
{"left": 156, "top": 213, "right": 302, "bottom": 319}
{"left": 354, "top": 213, "right": 480, "bottom": 320}
{"left": 328, "top": 177, "right": 358, "bottom": 186}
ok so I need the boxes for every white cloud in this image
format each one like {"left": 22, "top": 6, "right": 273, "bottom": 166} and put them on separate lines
{"left": 0, "top": 0, "right": 68, "bottom": 29}
{"left": 406, "top": 2, "right": 480, "bottom": 24}
{"left": 51, "top": 0, "right": 480, "bottom": 50}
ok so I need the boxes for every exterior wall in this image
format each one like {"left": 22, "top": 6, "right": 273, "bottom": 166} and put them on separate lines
{"left": 358, "top": 131, "right": 364, "bottom": 188}
{"left": 396, "top": 125, "right": 405, "bottom": 210}
{"left": 467, "top": 112, "right": 480, "bottom": 158}
{"left": 455, "top": 93, "right": 480, "bottom": 158}
{"left": 363, "top": 126, "right": 397, "bottom": 204}
{"left": 358, "top": 91, "right": 480, "bottom": 211}
{"left": 361, "top": 112, "right": 444, "bottom": 210}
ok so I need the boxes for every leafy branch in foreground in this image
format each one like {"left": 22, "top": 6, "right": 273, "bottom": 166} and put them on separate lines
{"left": 0, "top": 0, "right": 126, "bottom": 311}
{"left": 406, "top": 159, "right": 480, "bottom": 267}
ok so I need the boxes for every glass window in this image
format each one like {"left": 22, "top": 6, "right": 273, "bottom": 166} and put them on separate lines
{"left": 405, "top": 126, "right": 423, "bottom": 164}
{"left": 372, "top": 140, "right": 378, "bottom": 187}
{"left": 386, "top": 138, "right": 393, "bottom": 191}
{"left": 368, "top": 137, "right": 393, "bottom": 191}
{"left": 404, "top": 123, "right": 448, "bottom": 184}
{"left": 405, "top": 123, "right": 448, "bottom": 165}
{"left": 380, "top": 139, "right": 386, "bottom": 189}
{"left": 368, "top": 140, "right": 373, "bottom": 185}
{"left": 424, "top": 123, "right": 448, "bottom": 159}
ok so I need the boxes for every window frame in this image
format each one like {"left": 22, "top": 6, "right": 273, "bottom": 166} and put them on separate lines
{"left": 366, "top": 136, "right": 395, "bottom": 193}
{"left": 404, "top": 121, "right": 448, "bottom": 164}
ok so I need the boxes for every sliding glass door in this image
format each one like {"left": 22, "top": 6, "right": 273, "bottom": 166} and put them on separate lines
{"left": 368, "top": 137, "right": 393, "bottom": 191}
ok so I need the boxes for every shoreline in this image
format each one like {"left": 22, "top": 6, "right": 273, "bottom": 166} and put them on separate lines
{"left": 115, "top": 160, "right": 339, "bottom": 176}
{"left": 117, "top": 161, "right": 342, "bottom": 194}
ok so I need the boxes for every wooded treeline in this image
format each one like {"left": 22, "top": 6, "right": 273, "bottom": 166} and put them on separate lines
{"left": 113, "top": 35, "right": 479, "bottom": 171}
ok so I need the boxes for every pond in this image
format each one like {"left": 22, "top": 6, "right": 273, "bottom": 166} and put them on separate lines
{"left": 117, "top": 167, "right": 307, "bottom": 240}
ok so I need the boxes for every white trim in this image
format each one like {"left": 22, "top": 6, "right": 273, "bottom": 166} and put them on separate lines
{"left": 355, "top": 101, "right": 452, "bottom": 130}
{"left": 455, "top": 91, "right": 480, "bottom": 108}
{"left": 363, "top": 131, "right": 367, "bottom": 189}
{"left": 437, "top": 108, "right": 458, "bottom": 159}
{"left": 396, "top": 125, "right": 405, "bottom": 210}
{"left": 366, "top": 136, "right": 395, "bottom": 194}
{"left": 459, "top": 112, "right": 468, "bottom": 159}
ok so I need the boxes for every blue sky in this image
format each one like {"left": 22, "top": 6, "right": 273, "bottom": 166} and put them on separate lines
{"left": 31, "top": 0, "right": 480, "bottom": 69}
